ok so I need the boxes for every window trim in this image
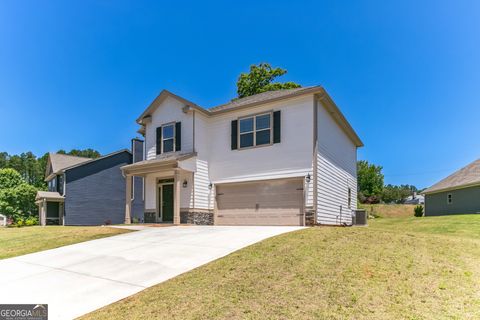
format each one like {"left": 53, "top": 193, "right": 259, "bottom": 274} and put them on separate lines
{"left": 237, "top": 111, "right": 273, "bottom": 150}
{"left": 447, "top": 193, "right": 452, "bottom": 204}
{"left": 161, "top": 122, "right": 176, "bottom": 154}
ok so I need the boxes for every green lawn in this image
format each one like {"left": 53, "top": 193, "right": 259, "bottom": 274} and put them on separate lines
{"left": 0, "top": 226, "right": 131, "bottom": 259}
{"left": 82, "top": 215, "right": 480, "bottom": 320}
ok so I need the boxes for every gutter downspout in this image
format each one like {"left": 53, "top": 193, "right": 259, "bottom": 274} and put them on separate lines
{"left": 192, "top": 109, "right": 196, "bottom": 209}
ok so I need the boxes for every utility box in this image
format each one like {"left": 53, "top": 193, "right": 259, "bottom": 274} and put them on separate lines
{"left": 353, "top": 209, "right": 367, "bottom": 226}
{"left": 0, "top": 214, "right": 6, "bottom": 227}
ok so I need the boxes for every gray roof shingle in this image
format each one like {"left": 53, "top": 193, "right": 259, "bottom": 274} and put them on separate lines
{"left": 49, "top": 153, "right": 92, "bottom": 174}
{"left": 423, "top": 158, "right": 480, "bottom": 194}
{"left": 208, "top": 86, "right": 317, "bottom": 112}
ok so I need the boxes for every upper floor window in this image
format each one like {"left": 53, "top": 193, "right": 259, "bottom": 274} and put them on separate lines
{"left": 48, "top": 178, "right": 56, "bottom": 192}
{"left": 162, "top": 124, "right": 175, "bottom": 153}
{"left": 239, "top": 113, "right": 272, "bottom": 149}
{"left": 57, "top": 174, "right": 64, "bottom": 195}
{"left": 231, "top": 110, "right": 280, "bottom": 150}
{"left": 156, "top": 122, "right": 181, "bottom": 155}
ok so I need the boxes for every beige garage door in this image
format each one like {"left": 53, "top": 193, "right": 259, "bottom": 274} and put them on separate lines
{"left": 216, "top": 179, "right": 304, "bottom": 226}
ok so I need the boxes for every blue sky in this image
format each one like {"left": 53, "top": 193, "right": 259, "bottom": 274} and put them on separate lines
{"left": 1, "top": 0, "right": 479, "bottom": 189}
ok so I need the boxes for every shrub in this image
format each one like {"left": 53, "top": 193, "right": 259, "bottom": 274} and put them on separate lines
{"left": 132, "top": 217, "right": 140, "bottom": 224}
{"left": 104, "top": 219, "right": 112, "bottom": 225}
{"left": 24, "top": 216, "right": 38, "bottom": 226}
{"left": 414, "top": 205, "right": 424, "bottom": 217}
{"left": 15, "top": 218, "right": 25, "bottom": 227}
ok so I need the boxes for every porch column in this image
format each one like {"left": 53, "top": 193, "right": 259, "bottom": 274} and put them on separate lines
{"left": 41, "top": 199, "right": 47, "bottom": 226}
{"left": 125, "top": 174, "right": 132, "bottom": 224}
{"left": 173, "top": 169, "right": 181, "bottom": 225}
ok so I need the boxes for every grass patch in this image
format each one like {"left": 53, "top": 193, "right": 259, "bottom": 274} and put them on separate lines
{"left": 82, "top": 215, "right": 480, "bottom": 320}
{"left": 0, "top": 226, "right": 131, "bottom": 259}
{"left": 372, "top": 214, "right": 480, "bottom": 239}
{"left": 359, "top": 204, "right": 417, "bottom": 218}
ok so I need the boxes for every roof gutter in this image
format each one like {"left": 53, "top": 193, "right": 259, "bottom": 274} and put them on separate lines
{"left": 423, "top": 182, "right": 480, "bottom": 195}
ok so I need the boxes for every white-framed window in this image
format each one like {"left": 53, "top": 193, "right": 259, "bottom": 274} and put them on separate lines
{"left": 239, "top": 113, "right": 272, "bottom": 149}
{"left": 162, "top": 123, "right": 175, "bottom": 153}
{"left": 447, "top": 193, "right": 452, "bottom": 204}
{"left": 48, "top": 178, "right": 56, "bottom": 192}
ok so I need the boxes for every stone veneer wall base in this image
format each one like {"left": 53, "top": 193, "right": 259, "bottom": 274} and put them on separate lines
{"left": 180, "top": 210, "right": 214, "bottom": 225}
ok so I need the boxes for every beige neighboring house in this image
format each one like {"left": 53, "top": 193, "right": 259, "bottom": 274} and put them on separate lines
{"left": 122, "top": 86, "right": 363, "bottom": 226}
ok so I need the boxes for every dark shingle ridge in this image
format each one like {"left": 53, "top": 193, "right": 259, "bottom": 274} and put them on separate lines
{"left": 208, "top": 86, "right": 317, "bottom": 112}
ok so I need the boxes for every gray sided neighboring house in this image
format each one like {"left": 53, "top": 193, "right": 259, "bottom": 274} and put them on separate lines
{"left": 36, "top": 139, "right": 144, "bottom": 226}
{"left": 423, "top": 158, "right": 480, "bottom": 216}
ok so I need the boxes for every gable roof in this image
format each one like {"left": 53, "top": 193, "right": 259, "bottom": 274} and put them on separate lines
{"left": 136, "top": 86, "right": 363, "bottom": 147}
{"left": 208, "top": 86, "right": 318, "bottom": 113}
{"left": 45, "top": 150, "right": 131, "bottom": 181}
{"left": 423, "top": 158, "right": 480, "bottom": 194}
{"left": 136, "top": 90, "right": 208, "bottom": 123}
{"left": 48, "top": 153, "right": 91, "bottom": 176}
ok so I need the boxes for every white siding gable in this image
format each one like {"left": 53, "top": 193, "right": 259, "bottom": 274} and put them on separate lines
{"left": 145, "top": 96, "right": 194, "bottom": 160}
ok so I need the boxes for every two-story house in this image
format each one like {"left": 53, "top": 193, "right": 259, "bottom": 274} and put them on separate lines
{"left": 36, "top": 140, "right": 144, "bottom": 225}
{"left": 121, "top": 86, "right": 363, "bottom": 226}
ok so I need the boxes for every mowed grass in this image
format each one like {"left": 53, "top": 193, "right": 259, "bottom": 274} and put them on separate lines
{"left": 0, "top": 226, "right": 131, "bottom": 259}
{"left": 82, "top": 215, "right": 480, "bottom": 320}
{"left": 360, "top": 203, "right": 417, "bottom": 218}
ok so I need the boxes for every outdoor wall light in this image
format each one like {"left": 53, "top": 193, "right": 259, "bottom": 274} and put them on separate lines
{"left": 305, "top": 173, "right": 311, "bottom": 183}
{"left": 208, "top": 183, "right": 213, "bottom": 190}
{"left": 182, "top": 180, "right": 188, "bottom": 188}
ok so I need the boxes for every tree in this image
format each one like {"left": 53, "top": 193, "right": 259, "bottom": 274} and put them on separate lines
{"left": 57, "top": 149, "right": 100, "bottom": 159}
{"left": 382, "top": 184, "right": 418, "bottom": 204}
{"left": 0, "top": 168, "right": 38, "bottom": 220}
{"left": 357, "top": 160, "right": 384, "bottom": 203}
{"left": 0, "top": 168, "right": 24, "bottom": 189}
{"left": 236, "top": 63, "right": 301, "bottom": 98}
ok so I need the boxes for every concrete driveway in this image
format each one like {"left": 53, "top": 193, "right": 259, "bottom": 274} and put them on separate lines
{"left": 0, "top": 226, "right": 303, "bottom": 319}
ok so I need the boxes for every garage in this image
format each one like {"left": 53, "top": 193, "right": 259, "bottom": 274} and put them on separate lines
{"left": 215, "top": 179, "right": 304, "bottom": 226}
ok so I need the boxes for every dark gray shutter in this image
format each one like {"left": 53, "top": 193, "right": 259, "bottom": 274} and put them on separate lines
{"left": 175, "top": 122, "right": 181, "bottom": 151}
{"left": 231, "top": 120, "right": 238, "bottom": 150}
{"left": 273, "top": 111, "right": 281, "bottom": 143}
{"left": 156, "top": 127, "right": 162, "bottom": 155}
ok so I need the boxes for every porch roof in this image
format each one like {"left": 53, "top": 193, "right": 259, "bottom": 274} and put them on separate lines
{"left": 35, "top": 191, "right": 65, "bottom": 202}
{"left": 121, "top": 152, "right": 196, "bottom": 176}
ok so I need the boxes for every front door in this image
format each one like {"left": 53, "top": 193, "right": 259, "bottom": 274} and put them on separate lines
{"left": 161, "top": 184, "right": 174, "bottom": 222}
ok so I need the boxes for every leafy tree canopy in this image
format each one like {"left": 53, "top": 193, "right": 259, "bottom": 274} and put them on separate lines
{"left": 0, "top": 183, "right": 37, "bottom": 220}
{"left": 57, "top": 148, "right": 101, "bottom": 159}
{"left": 0, "top": 168, "right": 37, "bottom": 220}
{"left": 0, "top": 168, "right": 25, "bottom": 189}
{"left": 357, "top": 160, "right": 384, "bottom": 203}
{"left": 236, "top": 63, "right": 301, "bottom": 98}
{"left": 382, "top": 184, "right": 418, "bottom": 204}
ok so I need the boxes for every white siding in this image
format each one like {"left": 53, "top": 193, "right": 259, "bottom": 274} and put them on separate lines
{"left": 316, "top": 100, "right": 358, "bottom": 225}
{"left": 144, "top": 96, "right": 194, "bottom": 160}
{"left": 194, "top": 159, "right": 214, "bottom": 209}
{"left": 140, "top": 93, "right": 359, "bottom": 223}
{"left": 208, "top": 96, "right": 314, "bottom": 183}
